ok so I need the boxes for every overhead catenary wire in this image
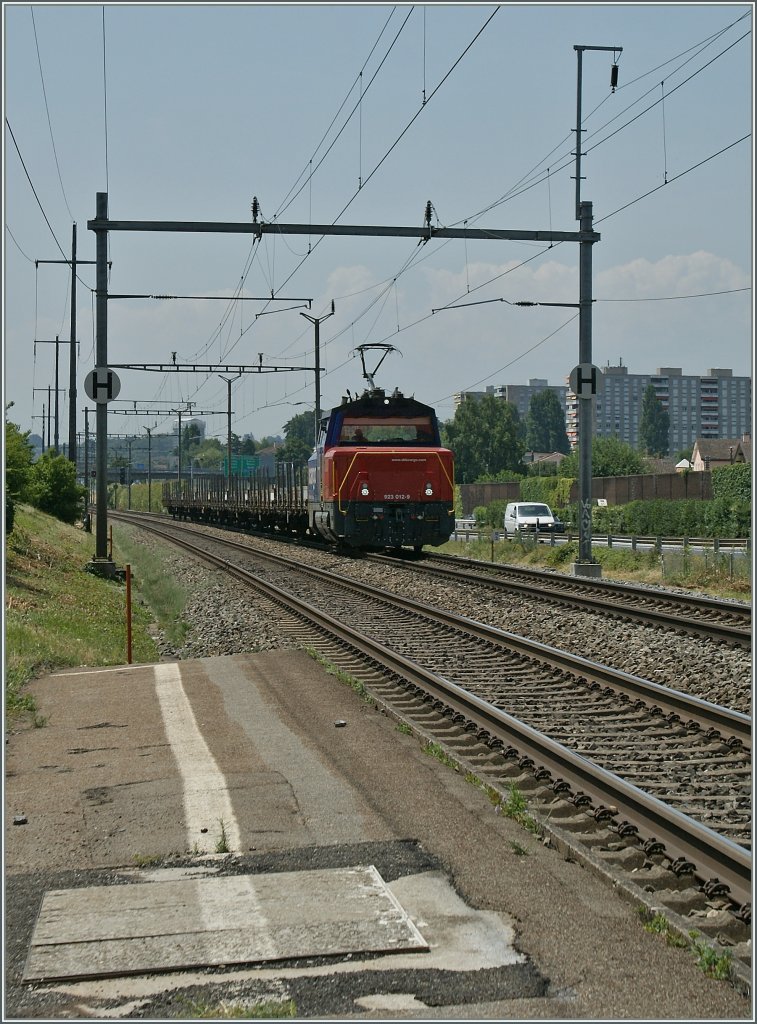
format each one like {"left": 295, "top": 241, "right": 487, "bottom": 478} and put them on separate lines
{"left": 265, "top": 5, "right": 502, "bottom": 324}
{"left": 176, "top": 8, "right": 413, "bottom": 423}
{"left": 5, "top": 224, "right": 35, "bottom": 262}
{"left": 83, "top": 8, "right": 747, "bottom": 438}
{"left": 188, "top": 0, "right": 499, "bottom": 414}
{"left": 5, "top": 117, "right": 69, "bottom": 263}
{"left": 333, "top": 118, "right": 748, "bottom": 411}
{"left": 595, "top": 134, "right": 750, "bottom": 225}
{"left": 274, "top": 6, "right": 408, "bottom": 220}
{"left": 31, "top": 7, "right": 74, "bottom": 222}
{"left": 451, "top": 17, "right": 751, "bottom": 227}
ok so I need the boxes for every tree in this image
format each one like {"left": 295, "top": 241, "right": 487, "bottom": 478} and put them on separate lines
{"left": 639, "top": 383, "right": 670, "bottom": 457}
{"left": 524, "top": 390, "right": 570, "bottom": 454}
{"left": 6, "top": 408, "right": 36, "bottom": 535}
{"left": 275, "top": 435, "right": 313, "bottom": 465}
{"left": 26, "top": 452, "right": 86, "bottom": 524}
{"left": 272, "top": 411, "right": 316, "bottom": 466}
{"left": 193, "top": 438, "right": 224, "bottom": 470}
{"left": 442, "top": 395, "right": 524, "bottom": 484}
{"left": 5, "top": 412, "right": 35, "bottom": 499}
{"left": 282, "top": 410, "right": 316, "bottom": 448}
{"left": 559, "top": 435, "right": 646, "bottom": 478}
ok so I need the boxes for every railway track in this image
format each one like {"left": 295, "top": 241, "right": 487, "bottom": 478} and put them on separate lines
{"left": 372, "top": 550, "right": 752, "bottom": 648}
{"left": 114, "top": 512, "right": 751, "bottom": 945}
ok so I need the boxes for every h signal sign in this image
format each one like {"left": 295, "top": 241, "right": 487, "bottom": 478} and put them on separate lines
{"left": 84, "top": 367, "right": 121, "bottom": 404}
{"left": 569, "top": 363, "right": 601, "bottom": 398}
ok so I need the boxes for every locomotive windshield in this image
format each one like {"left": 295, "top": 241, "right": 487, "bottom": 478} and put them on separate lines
{"left": 337, "top": 415, "right": 436, "bottom": 446}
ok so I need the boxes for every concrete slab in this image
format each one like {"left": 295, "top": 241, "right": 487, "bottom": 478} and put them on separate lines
{"left": 23, "top": 865, "right": 427, "bottom": 983}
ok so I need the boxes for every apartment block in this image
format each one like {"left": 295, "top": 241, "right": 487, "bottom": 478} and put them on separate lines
{"left": 565, "top": 362, "right": 751, "bottom": 451}
{"left": 453, "top": 380, "right": 568, "bottom": 419}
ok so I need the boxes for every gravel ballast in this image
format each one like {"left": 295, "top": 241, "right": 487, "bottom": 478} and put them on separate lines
{"left": 129, "top": 523, "right": 751, "bottom": 715}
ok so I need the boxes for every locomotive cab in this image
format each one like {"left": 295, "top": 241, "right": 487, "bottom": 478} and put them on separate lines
{"left": 308, "top": 388, "right": 455, "bottom": 550}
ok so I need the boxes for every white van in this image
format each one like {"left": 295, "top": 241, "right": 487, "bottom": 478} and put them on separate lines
{"left": 503, "top": 501, "right": 562, "bottom": 537}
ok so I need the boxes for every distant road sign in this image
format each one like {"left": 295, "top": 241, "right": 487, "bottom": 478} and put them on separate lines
{"left": 84, "top": 367, "right": 121, "bottom": 404}
{"left": 223, "top": 454, "right": 260, "bottom": 477}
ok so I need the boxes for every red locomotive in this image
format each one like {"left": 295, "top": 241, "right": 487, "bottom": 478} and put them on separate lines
{"left": 308, "top": 386, "right": 455, "bottom": 551}
{"left": 163, "top": 345, "right": 455, "bottom": 553}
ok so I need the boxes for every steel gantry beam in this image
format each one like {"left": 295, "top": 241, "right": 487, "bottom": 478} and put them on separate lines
{"left": 87, "top": 215, "right": 598, "bottom": 245}
{"left": 109, "top": 362, "right": 316, "bottom": 374}
{"left": 87, "top": 191, "right": 601, "bottom": 572}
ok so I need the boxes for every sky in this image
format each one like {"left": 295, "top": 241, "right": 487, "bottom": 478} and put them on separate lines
{"left": 3, "top": 2, "right": 754, "bottom": 452}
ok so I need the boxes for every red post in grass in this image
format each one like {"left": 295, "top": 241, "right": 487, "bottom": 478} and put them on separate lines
{"left": 126, "top": 563, "right": 132, "bottom": 664}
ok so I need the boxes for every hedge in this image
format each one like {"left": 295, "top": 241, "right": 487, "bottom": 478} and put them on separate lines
{"left": 712, "top": 463, "right": 751, "bottom": 502}
{"left": 591, "top": 497, "right": 750, "bottom": 538}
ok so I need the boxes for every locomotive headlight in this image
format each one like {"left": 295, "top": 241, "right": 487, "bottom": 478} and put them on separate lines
{"left": 360, "top": 483, "right": 370, "bottom": 496}
{"left": 424, "top": 483, "right": 434, "bottom": 496}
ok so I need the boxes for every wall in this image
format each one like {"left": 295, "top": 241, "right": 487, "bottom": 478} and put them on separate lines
{"left": 460, "top": 472, "right": 713, "bottom": 513}
{"left": 460, "top": 482, "right": 520, "bottom": 514}
{"left": 580, "top": 472, "right": 712, "bottom": 504}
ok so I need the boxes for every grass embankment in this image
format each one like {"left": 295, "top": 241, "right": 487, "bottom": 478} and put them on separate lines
{"left": 4, "top": 507, "right": 188, "bottom": 726}
{"left": 439, "top": 535, "right": 751, "bottom": 602}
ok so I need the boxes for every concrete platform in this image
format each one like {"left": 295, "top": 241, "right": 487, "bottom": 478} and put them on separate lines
{"left": 5, "top": 650, "right": 751, "bottom": 1020}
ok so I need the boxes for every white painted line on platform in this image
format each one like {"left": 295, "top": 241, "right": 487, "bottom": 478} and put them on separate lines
{"left": 153, "top": 663, "right": 242, "bottom": 855}
{"left": 50, "top": 664, "right": 160, "bottom": 677}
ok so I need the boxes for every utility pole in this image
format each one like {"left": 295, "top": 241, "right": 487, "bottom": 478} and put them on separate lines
{"left": 34, "top": 337, "right": 75, "bottom": 454}
{"left": 577, "top": 199, "right": 597, "bottom": 573}
{"left": 127, "top": 439, "right": 134, "bottom": 510}
{"left": 571, "top": 43, "right": 621, "bottom": 578}
{"left": 219, "top": 374, "right": 241, "bottom": 490}
{"left": 35, "top": 227, "right": 100, "bottom": 470}
{"left": 68, "top": 224, "right": 77, "bottom": 463}
{"left": 169, "top": 407, "right": 221, "bottom": 485}
{"left": 300, "top": 302, "right": 335, "bottom": 445}
{"left": 84, "top": 408, "right": 91, "bottom": 530}
{"left": 574, "top": 45, "right": 622, "bottom": 220}
{"left": 54, "top": 336, "right": 60, "bottom": 452}
{"left": 93, "top": 192, "right": 112, "bottom": 571}
{"left": 143, "top": 426, "right": 153, "bottom": 512}
{"left": 107, "top": 365, "right": 312, "bottom": 484}
{"left": 33, "top": 387, "right": 66, "bottom": 450}
{"left": 176, "top": 409, "right": 184, "bottom": 484}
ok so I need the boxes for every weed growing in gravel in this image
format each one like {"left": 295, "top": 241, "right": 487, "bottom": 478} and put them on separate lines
{"left": 215, "top": 819, "right": 230, "bottom": 854}
{"left": 132, "top": 853, "right": 163, "bottom": 867}
{"left": 509, "top": 840, "right": 529, "bottom": 856}
{"left": 177, "top": 996, "right": 297, "bottom": 1019}
{"left": 499, "top": 783, "right": 541, "bottom": 834}
{"left": 422, "top": 740, "right": 458, "bottom": 769}
{"left": 113, "top": 525, "right": 190, "bottom": 646}
{"left": 638, "top": 909, "right": 732, "bottom": 978}
{"left": 395, "top": 721, "right": 413, "bottom": 735}
{"left": 689, "top": 934, "right": 733, "bottom": 980}
{"left": 304, "top": 648, "right": 373, "bottom": 702}
{"left": 639, "top": 910, "right": 688, "bottom": 948}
